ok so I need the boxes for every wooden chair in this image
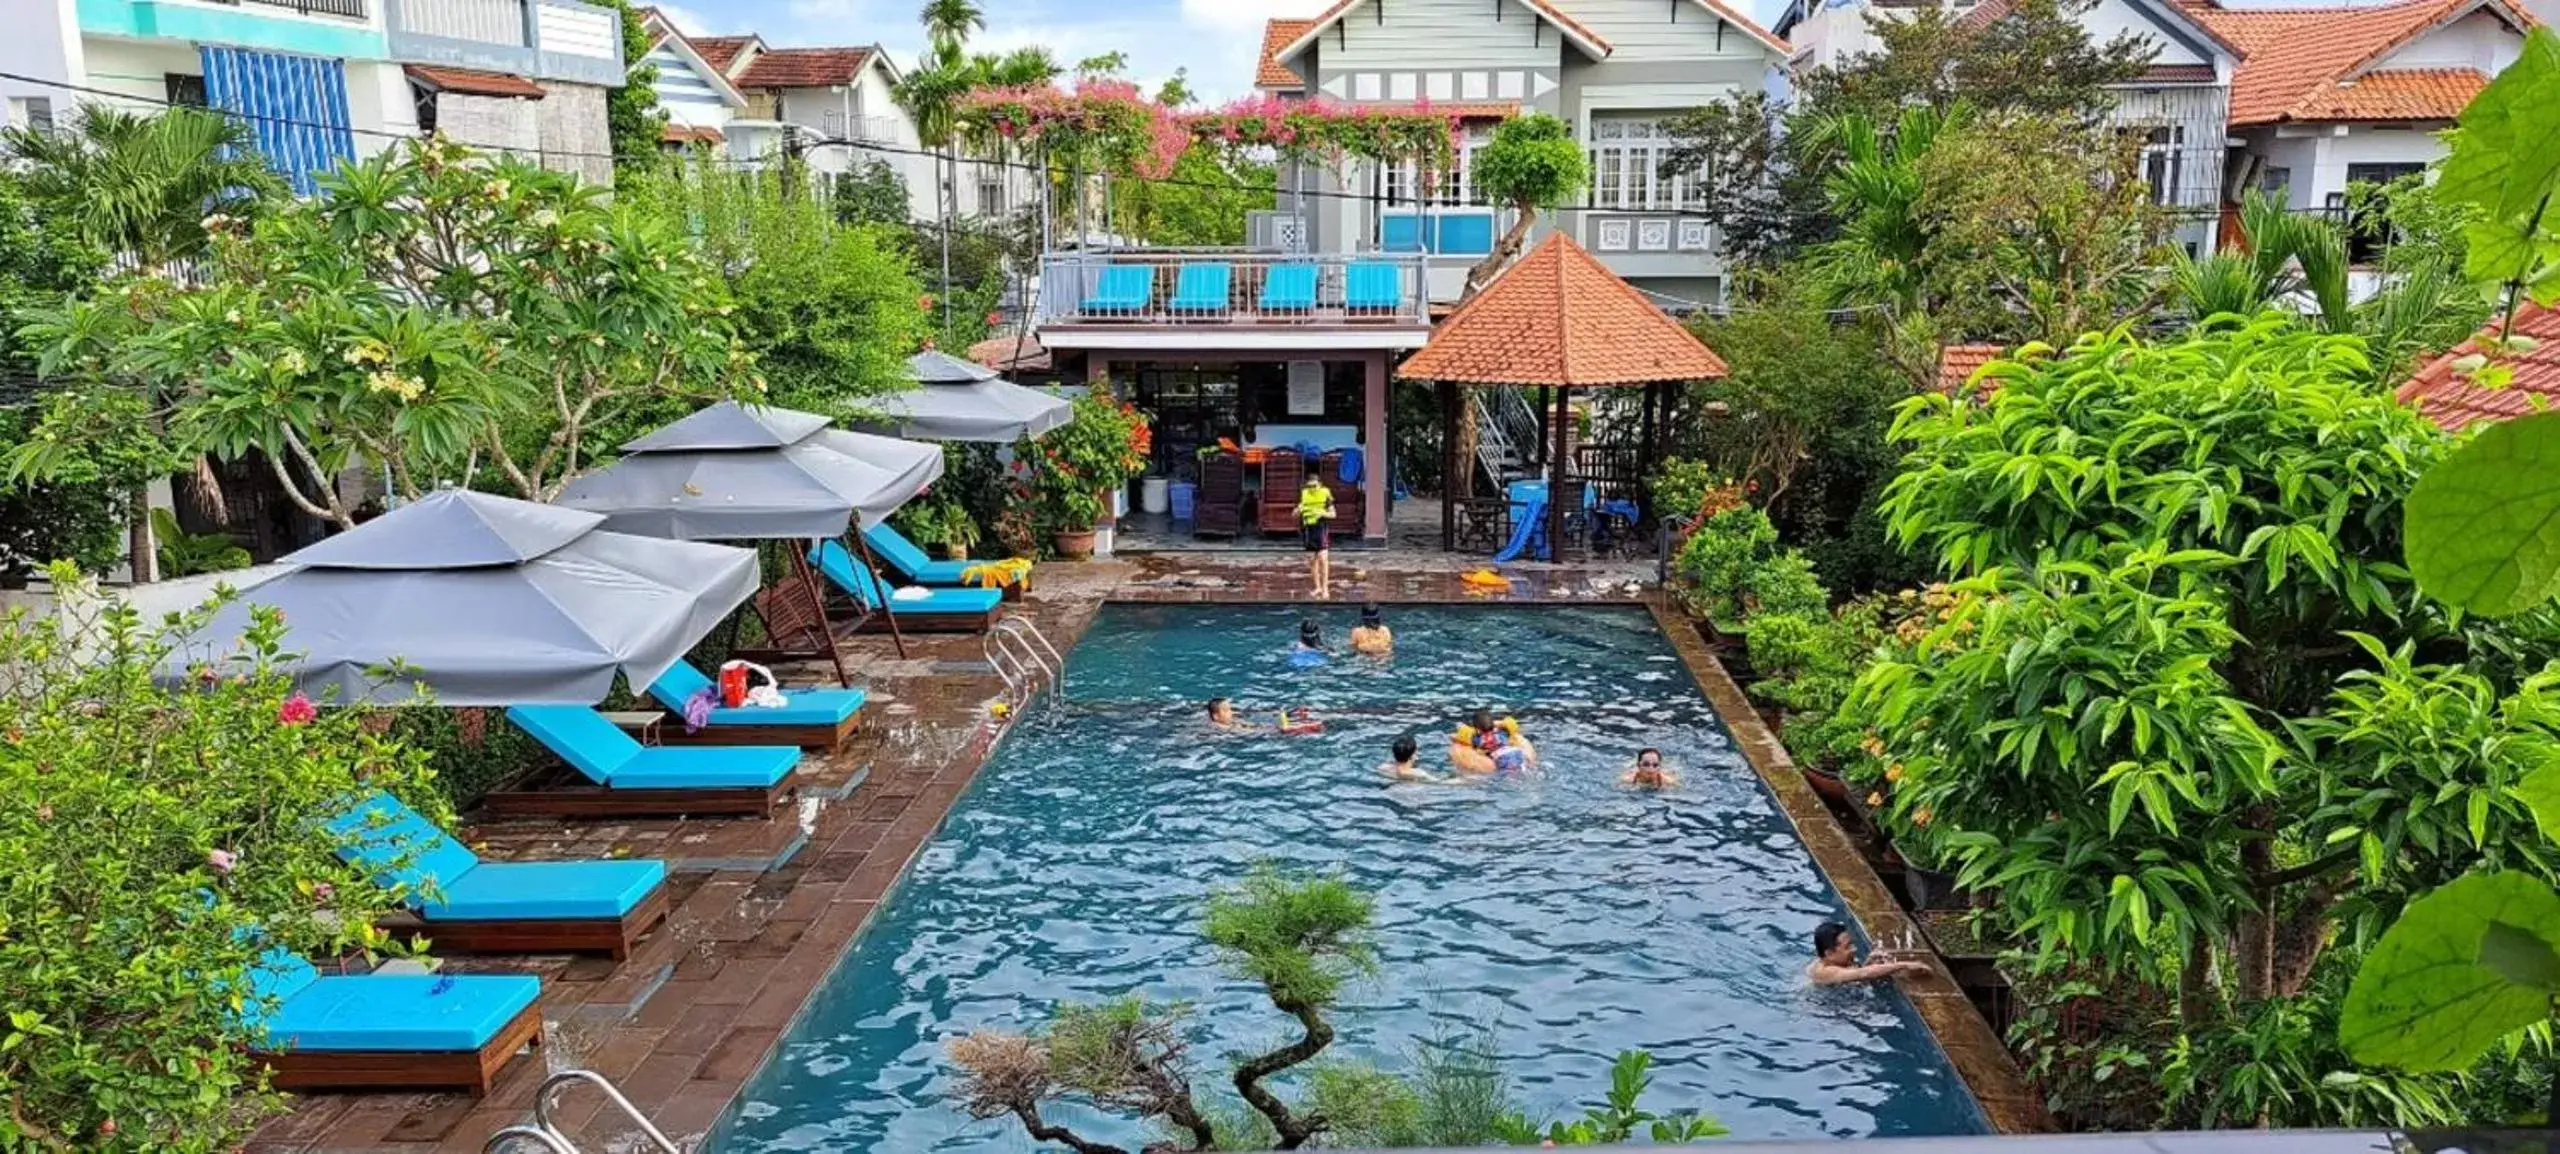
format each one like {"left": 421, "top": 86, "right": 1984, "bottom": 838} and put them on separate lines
{"left": 1195, "top": 451, "right": 1244, "bottom": 539}
{"left": 1260, "top": 450, "right": 1306, "bottom": 536}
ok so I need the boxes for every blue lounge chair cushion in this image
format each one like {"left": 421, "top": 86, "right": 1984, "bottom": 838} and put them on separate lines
{"left": 234, "top": 947, "right": 540, "bottom": 1052}
{"left": 428, "top": 860, "right": 668, "bottom": 921}
{"left": 812, "top": 541, "right": 1002, "bottom": 615}
{"left": 326, "top": 792, "right": 482, "bottom": 898}
{"left": 1345, "top": 263, "right": 1403, "bottom": 310}
{"left": 1169, "top": 264, "right": 1232, "bottom": 313}
{"left": 613, "top": 745, "right": 800, "bottom": 789}
{"left": 649, "top": 660, "right": 867, "bottom": 727}
{"left": 1082, "top": 265, "right": 1153, "bottom": 312}
{"left": 864, "top": 522, "right": 974, "bottom": 585}
{"left": 506, "top": 705, "right": 799, "bottom": 789}
{"left": 1260, "top": 264, "right": 1319, "bottom": 311}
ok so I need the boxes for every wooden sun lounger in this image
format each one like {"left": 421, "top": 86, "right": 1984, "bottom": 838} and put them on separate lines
{"left": 331, "top": 792, "right": 675, "bottom": 959}
{"left": 257, "top": 998, "right": 543, "bottom": 1097}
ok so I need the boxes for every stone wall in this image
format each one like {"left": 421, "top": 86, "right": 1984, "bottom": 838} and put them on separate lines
{"left": 435, "top": 91, "right": 542, "bottom": 162}
{"left": 537, "top": 81, "right": 612, "bottom": 189}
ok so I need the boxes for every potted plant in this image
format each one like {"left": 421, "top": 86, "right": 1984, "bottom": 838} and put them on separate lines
{"left": 894, "top": 495, "right": 981, "bottom": 561}
{"left": 1032, "top": 387, "right": 1150, "bottom": 559}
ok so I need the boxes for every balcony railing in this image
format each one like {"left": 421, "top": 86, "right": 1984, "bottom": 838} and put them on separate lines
{"left": 385, "top": 0, "right": 626, "bottom": 87}
{"left": 817, "top": 112, "right": 899, "bottom": 144}
{"left": 233, "top": 0, "right": 369, "bottom": 17}
{"left": 1033, "top": 250, "right": 1431, "bottom": 328}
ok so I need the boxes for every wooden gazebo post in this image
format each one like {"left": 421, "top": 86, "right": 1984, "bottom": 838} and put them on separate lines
{"left": 1548, "top": 384, "right": 1571, "bottom": 561}
{"left": 1439, "top": 379, "right": 1460, "bottom": 551}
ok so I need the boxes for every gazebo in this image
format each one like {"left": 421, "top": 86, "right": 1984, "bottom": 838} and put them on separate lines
{"left": 1399, "top": 232, "right": 1729, "bottom": 556}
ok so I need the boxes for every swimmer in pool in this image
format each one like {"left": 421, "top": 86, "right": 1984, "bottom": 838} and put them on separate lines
{"left": 1621, "top": 747, "right": 1681, "bottom": 790}
{"left": 1807, "top": 921, "right": 1930, "bottom": 987}
{"left": 1289, "top": 618, "right": 1329, "bottom": 667}
{"left": 1349, "top": 604, "right": 1394, "bottom": 656}
{"left": 1379, "top": 734, "right": 1448, "bottom": 783}
{"left": 1451, "top": 709, "right": 1536, "bottom": 774}
{"left": 1206, "top": 697, "right": 1256, "bottom": 732}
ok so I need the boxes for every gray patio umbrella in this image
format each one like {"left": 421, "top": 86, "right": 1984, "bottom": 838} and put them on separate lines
{"left": 555, "top": 402, "right": 945, "bottom": 541}
{"left": 159, "top": 489, "right": 757, "bottom": 706}
{"left": 856, "top": 351, "right": 1072, "bottom": 442}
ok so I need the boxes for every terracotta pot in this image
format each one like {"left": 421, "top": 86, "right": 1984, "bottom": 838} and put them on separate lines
{"left": 1053, "top": 530, "right": 1097, "bottom": 560}
{"left": 931, "top": 542, "right": 971, "bottom": 561}
{"left": 1802, "top": 762, "right": 1854, "bottom": 807}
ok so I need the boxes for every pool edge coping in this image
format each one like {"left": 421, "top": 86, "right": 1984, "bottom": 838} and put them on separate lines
{"left": 1643, "top": 596, "right": 2054, "bottom": 1136}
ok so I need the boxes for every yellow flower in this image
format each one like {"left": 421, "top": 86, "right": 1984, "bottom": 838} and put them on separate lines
{"left": 1912, "top": 807, "right": 1933, "bottom": 828}
{"left": 1867, "top": 792, "right": 1884, "bottom": 808}
{"left": 1885, "top": 763, "right": 1904, "bottom": 783}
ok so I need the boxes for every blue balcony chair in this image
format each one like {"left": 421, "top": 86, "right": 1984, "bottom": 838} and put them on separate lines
{"left": 647, "top": 658, "right": 867, "bottom": 751}
{"left": 493, "top": 704, "right": 800, "bottom": 818}
{"left": 1259, "top": 263, "right": 1320, "bottom": 313}
{"left": 327, "top": 790, "right": 669, "bottom": 958}
{"left": 1081, "top": 264, "right": 1156, "bottom": 315}
{"left": 1344, "top": 262, "right": 1406, "bottom": 314}
{"left": 1167, "top": 263, "right": 1233, "bottom": 317}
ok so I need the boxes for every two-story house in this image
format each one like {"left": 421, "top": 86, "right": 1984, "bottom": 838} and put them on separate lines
{"left": 0, "top": 0, "right": 624, "bottom": 192}
{"left": 1774, "top": 0, "right": 2541, "bottom": 257}
{"left": 635, "top": 11, "right": 1039, "bottom": 227}
{"left": 1252, "top": 0, "right": 1793, "bottom": 310}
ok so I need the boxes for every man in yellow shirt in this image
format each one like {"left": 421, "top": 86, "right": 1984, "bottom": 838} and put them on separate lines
{"left": 1297, "top": 473, "right": 1336, "bottom": 599}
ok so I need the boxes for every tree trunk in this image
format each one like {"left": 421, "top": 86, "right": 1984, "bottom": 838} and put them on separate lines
{"left": 2235, "top": 816, "right": 2277, "bottom": 1001}
{"left": 125, "top": 487, "right": 157, "bottom": 584}
{"left": 1012, "top": 1105, "right": 1126, "bottom": 1154}
{"left": 2269, "top": 877, "right": 2346, "bottom": 997}
{"left": 1232, "top": 1001, "right": 1334, "bottom": 1149}
{"left": 1460, "top": 202, "right": 1539, "bottom": 303}
{"left": 2177, "top": 935, "right": 2215, "bottom": 1029}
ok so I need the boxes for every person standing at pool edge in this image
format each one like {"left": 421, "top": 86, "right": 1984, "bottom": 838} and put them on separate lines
{"left": 1808, "top": 922, "right": 1929, "bottom": 986}
{"left": 1298, "top": 472, "right": 1336, "bottom": 600}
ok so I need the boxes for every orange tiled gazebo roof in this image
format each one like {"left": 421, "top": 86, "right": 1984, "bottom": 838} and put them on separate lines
{"left": 1398, "top": 232, "right": 1728, "bottom": 387}
{"left": 2398, "top": 301, "right": 2560, "bottom": 431}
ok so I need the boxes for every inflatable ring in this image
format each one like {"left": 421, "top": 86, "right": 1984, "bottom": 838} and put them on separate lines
{"left": 1277, "top": 710, "right": 1324, "bottom": 735}
{"left": 1459, "top": 569, "right": 1512, "bottom": 591}
{"left": 1449, "top": 741, "right": 1497, "bottom": 775}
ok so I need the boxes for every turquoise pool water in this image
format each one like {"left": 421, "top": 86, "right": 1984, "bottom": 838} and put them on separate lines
{"left": 710, "top": 605, "right": 1987, "bottom": 1151}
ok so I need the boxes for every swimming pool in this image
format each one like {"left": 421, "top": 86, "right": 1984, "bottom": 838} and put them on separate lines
{"left": 709, "top": 604, "right": 1987, "bottom": 1151}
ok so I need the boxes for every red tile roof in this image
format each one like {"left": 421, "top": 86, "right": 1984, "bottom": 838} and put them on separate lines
{"left": 661, "top": 123, "right": 725, "bottom": 145}
{"left": 1936, "top": 344, "right": 2006, "bottom": 395}
{"left": 734, "top": 46, "right": 874, "bottom": 90}
{"left": 1258, "top": 19, "right": 1315, "bottom": 90}
{"left": 1399, "top": 233, "right": 1729, "bottom": 387}
{"left": 968, "top": 333, "right": 1052, "bottom": 373}
{"left": 2397, "top": 302, "right": 2560, "bottom": 431}
{"left": 404, "top": 65, "right": 547, "bottom": 99}
{"left": 2132, "top": 63, "right": 2219, "bottom": 83}
{"left": 2193, "top": 0, "right": 2529, "bottom": 125}
{"left": 691, "top": 35, "right": 758, "bottom": 75}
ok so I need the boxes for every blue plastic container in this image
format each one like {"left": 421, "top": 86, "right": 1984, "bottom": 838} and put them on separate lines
{"left": 1169, "top": 481, "right": 1198, "bottom": 523}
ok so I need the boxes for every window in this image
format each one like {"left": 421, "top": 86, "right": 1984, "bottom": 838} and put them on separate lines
{"left": 2139, "top": 125, "right": 2184, "bottom": 206}
{"left": 7, "top": 96, "right": 53, "bottom": 135}
{"left": 1585, "top": 116, "right": 1703, "bottom": 212}
{"left": 2336, "top": 163, "right": 2429, "bottom": 265}
{"left": 1381, "top": 125, "right": 1491, "bottom": 208}
{"left": 411, "top": 83, "right": 438, "bottom": 134}
{"left": 165, "top": 73, "right": 207, "bottom": 108}
{"left": 2260, "top": 166, "right": 2291, "bottom": 195}
{"left": 977, "top": 173, "right": 1004, "bottom": 215}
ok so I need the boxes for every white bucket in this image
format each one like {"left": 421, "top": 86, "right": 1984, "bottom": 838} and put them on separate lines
{"left": 1140, "top": 477, "right": 1171, "bottom": 515}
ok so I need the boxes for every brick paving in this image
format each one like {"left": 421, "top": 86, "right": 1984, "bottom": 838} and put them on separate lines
{"left": 251, "top": 551, "right": 2033, "bottom": 1152}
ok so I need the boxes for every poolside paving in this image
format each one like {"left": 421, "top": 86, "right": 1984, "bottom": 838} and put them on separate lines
{"left": 250, "top": 551, "right": 2038, "bottom": 1152}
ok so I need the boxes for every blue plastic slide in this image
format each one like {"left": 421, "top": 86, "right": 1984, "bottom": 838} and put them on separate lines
{"left": 1492, "top": 498, "right": 1547, "bottom": 563}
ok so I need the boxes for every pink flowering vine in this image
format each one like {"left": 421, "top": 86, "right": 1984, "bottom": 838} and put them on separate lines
{"left": 277, "top": 694, "right": 318, "bottom": 726}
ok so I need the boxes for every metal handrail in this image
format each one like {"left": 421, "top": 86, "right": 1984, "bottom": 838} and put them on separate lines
{"left": 995, "top": 617, "right": 1062, "bottom": 685}
{"left": 527, "top": 1069, "right": 680, "bottom": 1151}
{"left": 983, "top": 632, "right": 1031, "bottom": 707}
{"left": 484, "top": 1127, "right": 580, "bottom": 1154}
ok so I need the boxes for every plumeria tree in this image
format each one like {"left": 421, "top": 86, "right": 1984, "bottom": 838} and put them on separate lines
{"left": 0, "top": 573, "right": 445, "bottom": 1150}
{"left": 16, "top": 137, "right": 752, "bottom": 526}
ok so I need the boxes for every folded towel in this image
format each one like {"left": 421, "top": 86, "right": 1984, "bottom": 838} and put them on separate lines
{"left": 682, "top": 687, "right": 715, "bottom": 733}
{"left": 892, "top": 587, "right": 933, "bottom": 602}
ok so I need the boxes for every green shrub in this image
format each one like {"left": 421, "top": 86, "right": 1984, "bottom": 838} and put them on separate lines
{"left": 0, "top": 578, "right": 444, "bottom": 1150}
{"left": 1744, "top": 611, "right": 1829, "bottom": 682}
{"left": 1670, "top": 505, "right": 1778, "bottom": 623}
{"left": 1648, "top": 458, "right": 1723, "bottom": 524}
{"left": 1747, "top": 551, "right": 1828, "bottom": 620}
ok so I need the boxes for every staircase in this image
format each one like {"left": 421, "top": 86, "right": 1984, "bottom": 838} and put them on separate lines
{"left": 1473, "top": 386, "right": 1543, "bottom": 493}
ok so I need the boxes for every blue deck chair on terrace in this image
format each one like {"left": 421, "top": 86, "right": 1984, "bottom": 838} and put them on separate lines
{"left": 1081, "top": 264, "right": 1155, "bottom": 315}
{"left": 647, "top": 657, "right": 867, "bottom": 750}
{"left": 1167, "top": 263, "right": 1233, "bottom": 317}
{"left": 864, "top": 520, "right": 976, "bottom": 585}
{"left": 237, "top": 944, "right": 544, "bottom": 1096}
{"left": 1258, "top": 264, "right": 1319, "bottom": 314}
{"left": 1344, "top": 262, "right": 1405, "bottom": 313}
{"left": 809, "top": 539, "right": 1003, "bottom": 633}
{"left": 327, "top": 790, "right": 669, "bottom": 958}
{"left": 494, "top": 704, "right": 800, "bottom": 818}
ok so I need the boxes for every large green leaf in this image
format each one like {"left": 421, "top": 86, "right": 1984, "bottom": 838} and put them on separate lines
{"left": 2341, "top": 872, "right": 2560, "bottom": 1071}
{"left": 2518, "top": 761, "right": 2560, "bottom": 843}
{"left": 2436, "top": 27, "right": 2560, "bottom": 291}
{"left": 2404, "top": 412, "right": 2560, "bottom": 615}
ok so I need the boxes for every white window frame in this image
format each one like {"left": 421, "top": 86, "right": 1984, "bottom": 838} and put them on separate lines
{"left": 1584, "top": 116, "right": 1704, "bottom": 213}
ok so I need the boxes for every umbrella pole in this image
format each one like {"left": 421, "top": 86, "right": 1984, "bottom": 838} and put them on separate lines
{"left": 848, "top": 520, "right": 910, "bottom": 660}
{"left": 792, "top": 546, "right": 852, "bottom": 688}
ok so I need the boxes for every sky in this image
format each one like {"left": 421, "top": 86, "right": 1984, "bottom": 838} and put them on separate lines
{"left": 652, "top": 0, "right": 1788, "bottom": 105}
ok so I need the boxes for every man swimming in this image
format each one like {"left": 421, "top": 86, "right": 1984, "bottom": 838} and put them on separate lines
{"left": 1350, "top": 604, "right": 1393, "bottom": 655}
{"left": 1206, "top": 698, "right": 1254, "bottom": 732}
{"left": 1379, "top": 734, "right": 1447, "bottom": 783}
{"left": 1807, "top": 921, "right": 1930, "bottom": 986}
{"left": 1621, "top": 748, "right": 1681, "bottom": 790}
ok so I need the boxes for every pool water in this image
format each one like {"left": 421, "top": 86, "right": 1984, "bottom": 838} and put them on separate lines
{"left": 710, "top": 605, "right": 1987, "bottom": 1152}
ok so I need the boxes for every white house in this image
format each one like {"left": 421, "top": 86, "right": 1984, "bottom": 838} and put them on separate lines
{"left": 1253, "top": 0, "right": 1795, "bottom": 309}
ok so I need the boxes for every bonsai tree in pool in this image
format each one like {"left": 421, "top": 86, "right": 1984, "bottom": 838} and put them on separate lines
{"left": 946, "top": 867, "right": 1376, "bottom": 1151}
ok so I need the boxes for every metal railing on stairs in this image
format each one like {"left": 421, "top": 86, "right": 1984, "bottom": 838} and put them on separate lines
{"left": 1473, "top": 385, "right": 1543, "bottom": 493}
{"left": 983, "top": 616, "right": 1065, "bottom": 712}
{"left": 482, "top": 1069, "right": 680, "bottom": 1154}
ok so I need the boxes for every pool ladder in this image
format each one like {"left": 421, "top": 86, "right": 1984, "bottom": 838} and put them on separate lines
{"left": 984, "top": 616, "right": 1064, "bottom": 711}
{"left": 483, "top": 1069, "right": 681, "bottom": 1154}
